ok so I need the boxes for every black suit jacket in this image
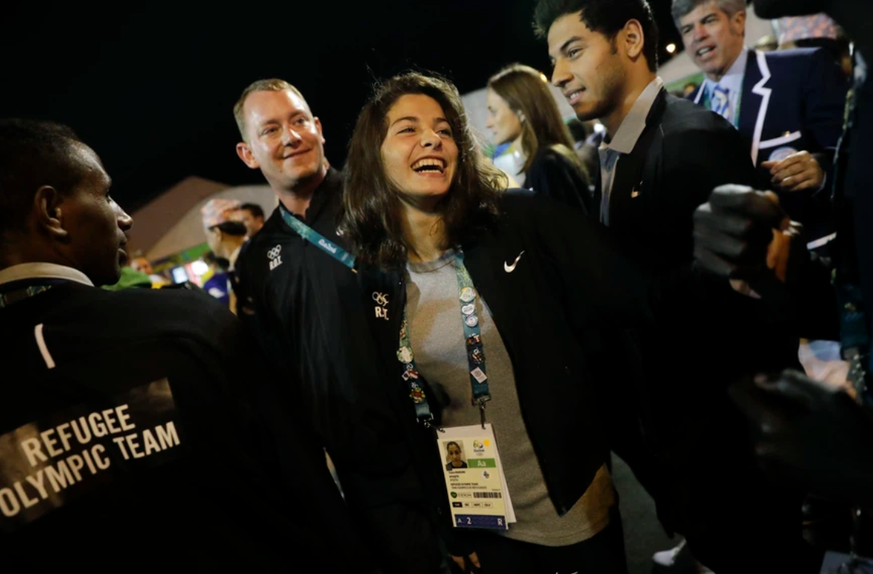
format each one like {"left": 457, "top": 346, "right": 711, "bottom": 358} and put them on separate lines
{"left": 594, "top": 88, "right": 804, "bottom": 536}
{"left": 524, "top": 145, "right": 592, "bottom": 214}
{"left": 596, "top": 89, "right": 757, "bottom": 270}
{"left": 690, "top": 48, "right": 846, "bottom": 171}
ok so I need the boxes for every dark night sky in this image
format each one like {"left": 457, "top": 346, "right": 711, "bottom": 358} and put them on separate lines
{"left": 1, "top": 1, "right": 682, "bottom": 211}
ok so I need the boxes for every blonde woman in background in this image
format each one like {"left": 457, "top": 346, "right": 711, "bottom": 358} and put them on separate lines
{"left": 486, "top": 63, "right": 592, "bottom": 213}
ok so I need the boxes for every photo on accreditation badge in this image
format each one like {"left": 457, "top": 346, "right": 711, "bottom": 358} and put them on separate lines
{"left": 444, "top": 440, "right": 468, "bottom": 471}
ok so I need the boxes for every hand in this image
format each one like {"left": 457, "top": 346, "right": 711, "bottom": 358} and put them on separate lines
{"left": 694, "top": 185, "right": 790, "bottom": 282}
{"left": 728, "top": 370, "right": 873, "bottom": 505}
{"left": 762, "top": 150, "right": 825, "bottom": 192}
{"left": 450, "top": 552, "right": 480, "bottom": 573}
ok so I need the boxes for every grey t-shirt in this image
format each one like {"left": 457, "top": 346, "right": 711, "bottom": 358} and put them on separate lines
{"left": 405, "top": 250, "right": 614, "bottom": 546}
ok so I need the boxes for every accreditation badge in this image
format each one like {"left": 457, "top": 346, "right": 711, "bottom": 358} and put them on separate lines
{"left": 437, "top": 424, "right": 515, "bottom": 530}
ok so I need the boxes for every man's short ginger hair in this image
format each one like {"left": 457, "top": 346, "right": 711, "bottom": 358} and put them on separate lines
{"left": 233, "top": 79, "right": 308, "bottom": 142}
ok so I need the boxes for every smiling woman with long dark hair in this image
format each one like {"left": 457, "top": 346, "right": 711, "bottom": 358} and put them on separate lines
{"left": 341, "top": 73, "right": 506, "bottom": 268}
{"left": 338, "top": 72, "right": 653, "bottom": 573}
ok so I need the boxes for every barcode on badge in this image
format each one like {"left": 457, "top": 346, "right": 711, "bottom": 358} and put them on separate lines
{"left": 473, "top": 492, "right": 503, "bottom": 499}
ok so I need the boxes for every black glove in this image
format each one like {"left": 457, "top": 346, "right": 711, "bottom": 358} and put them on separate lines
{"left": 729, "top": 369, "right": 873, "bottom": 505}
{"left": 694, "top": 184, "right": 791, "bottom": 277}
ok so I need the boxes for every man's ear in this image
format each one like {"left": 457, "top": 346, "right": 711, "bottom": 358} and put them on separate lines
{"left": 732, "top": 10, "right": 747, "bottom": 36}
{"left": 236, "top": 142, "right": 260, "bottom": 169}
{"left": 315, "top": 117, "right": 325, "bottom": 145}
{"left": 623, "top": 19, "right": 645, "bottom": 61}
{"left": 34, "top": 185, "right": 70, "bottom": 242}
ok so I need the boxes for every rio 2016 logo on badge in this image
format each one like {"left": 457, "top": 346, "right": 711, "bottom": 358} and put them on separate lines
{"left": 473, "top": 440, "right": 485, "bottom": 454}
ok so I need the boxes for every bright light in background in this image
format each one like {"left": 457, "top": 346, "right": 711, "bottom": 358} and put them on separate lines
{"left": 191, "top": 260, "right": 209, "bottom": 276}
{"left": 666, "top": 43, "right": 676, "bottom": 54}
{"left": 539, "top": 72, "right": 548, "bottom": 83}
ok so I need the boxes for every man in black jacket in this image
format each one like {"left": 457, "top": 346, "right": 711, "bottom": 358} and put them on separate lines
{"left": 536, "top": 0, "right": 817, "bottom": 571}
{"left": 0, "top": 119, "right": 368, "bottom": 570}
{"left": 231, "top": 79, "right": 447, "bottom": 573}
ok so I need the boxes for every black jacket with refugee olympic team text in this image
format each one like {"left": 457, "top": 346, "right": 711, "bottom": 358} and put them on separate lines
{"left": 0, "top": 280, "right": 371, "bottom": 571}
{"left": 234, "top": 168, "right": 448, "bottom": 574}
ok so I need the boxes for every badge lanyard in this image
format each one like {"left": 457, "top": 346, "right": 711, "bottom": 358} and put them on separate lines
{"left": 279, "top": 206, "right": 356, "bottom": 270}
{"left": 398, "top": 250, "right": 492, "bottom": 429}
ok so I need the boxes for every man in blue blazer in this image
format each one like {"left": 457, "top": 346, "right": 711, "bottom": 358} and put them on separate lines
{"left": 674, "top": 0, "right": 848, "bottom": 240}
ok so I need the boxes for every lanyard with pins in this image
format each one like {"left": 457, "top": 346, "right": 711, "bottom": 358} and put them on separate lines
{"left": 398, "top": 249, "right": 492, "bottom": 430}
{"left": 279, "top": 205, "right": 356, "bottom": 271}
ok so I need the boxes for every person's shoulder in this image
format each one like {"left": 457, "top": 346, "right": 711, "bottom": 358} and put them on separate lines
{"left": 533, "top": 145, "right": 590, "bottom": 184}
{"left": 764, "top": 46, "right": 824, "bottom": 67}
{"left": 533, "top": 145, "right": 577, "bottom": 169}
{"left": 757, "top": 47, "right": 838, "bottom": 84}
{"left": 323, "top": 166, "right": 345, "bottom": 191}
{"left": 526, "top": 147, "right": 564, "bottom": 180}
{"left": 247, "top": 206, "right": 287, "bottom": 248}
{"left": 686, "top": 83, "right": 704, "bottom": 102}
{"left": 534, "top": 145, "right": 565, "bottom": 161}
{"left": 496, "top": 190, "right": 585, "bottom": 230}
{"left": 499, "top": 190, "right": 543, "bottom": 215}
{"left": 36, "top": 284, "right": 239, "bottom": 353}
{"left": 660, "top": 94, "right": 741, "bottom": 147}
{"left": 104, "top": 285, "right": 236, "bottom": 331}
{"left": 662, "top": 94, "right": 731, "bottom": 131}
{"left": 237, "top": 207, "right": 288, "bottom": 271}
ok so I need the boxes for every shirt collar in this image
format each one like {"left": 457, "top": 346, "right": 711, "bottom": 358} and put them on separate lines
{"left": 705, "top": 46, "right": 749, "bottom": 95}
{"left": 228, "top": 244, "right": 243, "bottom": 272}
{"left": 602, "top": 77, "right": 665, "bottom": 155}
{"left": 0, "top": 263, "right": 94, "bottom": 287}
{"left": 277, "top": 166, "right": 342, "bottom": 230}
{"left": 303, "top": 167, "right": 342, "bottom": 224}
